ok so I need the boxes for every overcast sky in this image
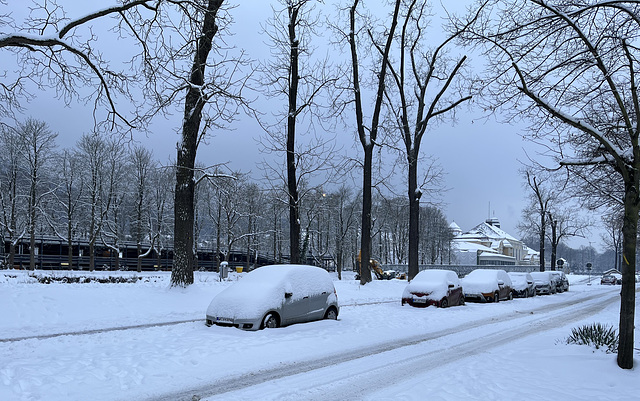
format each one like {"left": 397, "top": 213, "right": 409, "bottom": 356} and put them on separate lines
{"left": 5, "top": 0, "right": 599, "bottom": 250}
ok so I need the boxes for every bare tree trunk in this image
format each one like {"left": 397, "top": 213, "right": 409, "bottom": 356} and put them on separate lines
{"left": 286, "top": 3, "right": 302, "bottom": 265}
{"left": 549, "top": 215, "right": 557, "bottom": 271}
{"left": 407, "top": 151, "right": 420, "bottom": 280}
{"left": 539, "top": 211, "right": 546, "bottom": 272}
{"left": 618, "top": 179, "right": 638, "bottom": 369}
{"left": 171, "top": 0, "right": 224, "bottom": 287}
{"left": 348, "top": 0, "right": 399, "bottom": 284}
{"left": 359, "top": 146, "right": 373, "bottom": 283}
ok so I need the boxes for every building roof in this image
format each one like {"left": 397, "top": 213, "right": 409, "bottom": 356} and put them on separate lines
{"left": 457, "top": 221, "right": 521, "bottom": 244}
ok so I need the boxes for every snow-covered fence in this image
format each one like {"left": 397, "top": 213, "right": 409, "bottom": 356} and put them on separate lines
{"left": 382, "top": 264, "right": 537, "bottom": 277}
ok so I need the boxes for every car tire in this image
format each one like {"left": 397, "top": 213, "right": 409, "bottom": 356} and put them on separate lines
{"left": 261, "top": 313, "right": 279, "bottom": 329}
{"left": 494, "top": 292, "right": 500, "bottom": 302}
{"left": 440, "top": 298, "right": 448, "bottom": 308}
{"left": 324, "top": 307, "right": 338, "bottom": 320}
{"left": 459, "top": 295, "right": 465, "bottom": 306}
{"left": 508, "top": 291, "right": 513, "bottom": 301}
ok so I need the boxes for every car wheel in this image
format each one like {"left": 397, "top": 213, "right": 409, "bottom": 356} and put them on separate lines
{"left": 440, "top": 298, "right": 448, "bottom": 308}
{"left": 508, "top": 291, "right": 513, "bottom": 301}
{"left": 324, "top": 307, "right": 338, "bottom": 320}
{"left": 262, "top": 313, "right": 279, "bottom": 329}
{"left": 494, "top": 292, "right": 500, "bottom": 302}
{"left": 459, "top": 295, "right": 465, "bottom": 306}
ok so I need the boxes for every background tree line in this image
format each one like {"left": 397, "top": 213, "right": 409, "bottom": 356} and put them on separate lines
{"left": 0, "top": 118, "right": 454, "bottom": 275}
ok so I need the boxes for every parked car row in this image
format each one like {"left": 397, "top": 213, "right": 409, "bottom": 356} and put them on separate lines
{"left": 204, "top": 264, "right": 573, "bottom": 332}
{"left": 402, "top": 268, "right": 571, "bottom": 308}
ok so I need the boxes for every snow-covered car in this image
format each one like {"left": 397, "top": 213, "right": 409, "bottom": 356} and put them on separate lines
{"left": 461, "top": 269, "right": 513, "bottom": 303}
{"left": 550, "top": 271, "right": 569, "bottom": 292}
{"left": 205, "top": 264, "right": 339, "bottom": 330}
{"left": 530, "top": 271, "right": 556, "bottom": 294}
{"left": 401, "top": 269, "right": 464, "bottom": 308}
{"left": 383, "top": 270, "right": 397, "bottom": 280}
{"left": 600, "top": 274, "right": 619, "bottom": 285}
{"left": 508, "top": 272, "right": 536, "bottom": 298}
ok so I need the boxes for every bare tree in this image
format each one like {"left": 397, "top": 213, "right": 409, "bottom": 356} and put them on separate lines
{"left": 601, "top": 210, "right": 623, "bottom": 271}
{"left": 49, "top": 149, "right": 83, "bottom": 269}
{"left": 258, "top": 0, "right": 338, "bottom": 264}
{"left": 381, "top": 0, "right": 474, "bottom": 280}
{"left": 77, "top": 132, "right": 118, "bottom": 271}
{"left": 0, "top": 1, "right": 158, "bottom": 127}
{"left": 130, "top": 146, "right": 154, "bottom": 272}
{"left": 0, "top": 125, "right": 26, "bottom": 268}
{"left": 461, "top": 0, "right": 639, "bottom": 369}
{"left": 345, "top": 0, "right": 401, "bottom": 284}
{"left": 14, "top": 119, "right": 58, "bottom": 270}
{"left": 546, "top": 207, "right": 589, "bottom": 271}
{"left": 518, "top": 170, "right": 554, "bottom": 272}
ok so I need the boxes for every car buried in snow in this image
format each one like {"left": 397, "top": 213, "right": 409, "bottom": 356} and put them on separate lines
{"left": 461, "top": 269, "right": 513, "bottom": 303}
{"left": 550, "top": 271, "right": 569, "bottom": 292}
{"left": 508, "top": 272, "right": 536, "bottom": 298}
{"left": 205, "top": 264, "right": 339, "bottom": 331}
{"left": 529, "top": 271, "right": 557, "bottom": 295}
{"left": 401, "top": 269, "right": 464, "bottom": 308}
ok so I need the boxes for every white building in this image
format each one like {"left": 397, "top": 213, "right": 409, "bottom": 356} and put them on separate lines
{"left": 451, "top": 218, "right": 537, "bottom": 266}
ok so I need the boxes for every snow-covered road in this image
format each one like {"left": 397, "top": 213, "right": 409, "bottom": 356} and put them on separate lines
{"left": 1, "top": 271, "right": 637, "bottom": 401}
{"left": 162, "top": 288, "right": 621, "bottom": 400}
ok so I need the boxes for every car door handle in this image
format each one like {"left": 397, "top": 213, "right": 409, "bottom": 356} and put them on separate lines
{"left": 303, "top": 296, "right": 309, "bottom": 299}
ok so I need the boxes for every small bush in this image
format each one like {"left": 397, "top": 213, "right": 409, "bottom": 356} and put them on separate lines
{"left": 566, "top": 323, "right": 618, "bottom": 353}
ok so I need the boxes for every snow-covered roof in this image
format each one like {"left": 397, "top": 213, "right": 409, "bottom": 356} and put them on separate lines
{"left": 452, "top": 239, "right": 497, "bottom": 253}
{"left": 457, "top": 222, "right": 521, "bottom": 243}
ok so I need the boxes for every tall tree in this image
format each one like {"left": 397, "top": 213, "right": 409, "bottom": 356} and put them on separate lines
{"left": 382, "top": 0, "right": 473, "bottom": 280}
{"left": 0, "top": 125, "right": 26, "bottom": 268}
{"left": 259, "top": 0, "right": 337, "bottom": 264}
{"left": 15, "top": 119, "right": 57, "bottom": 270}
{"left": 130, "top": 146, "right": 154, "bottom": 272}
{"left": 171, "top": 0, "right": 226, "bottom": 286}
{"left": 462, "top": 0, "right": 639, "bottom": 369}
{"left": 347, "top": 0, "right": 401, "bottom": 284}
{"left": 519, "top": 170, "right": 554, "bottom": 272}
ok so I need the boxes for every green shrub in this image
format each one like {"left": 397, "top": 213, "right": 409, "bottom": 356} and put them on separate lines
{"left": 566, "top": 323, "right": 619, "bottom": 353}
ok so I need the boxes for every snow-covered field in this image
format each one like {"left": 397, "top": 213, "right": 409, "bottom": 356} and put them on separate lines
{"left": 1, "top": 270, "right": 638, "bottom": 400}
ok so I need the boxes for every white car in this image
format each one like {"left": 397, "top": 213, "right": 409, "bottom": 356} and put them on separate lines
{"left": 206, "top": 264, "right": 339, "bottom": 330}
{"left": 530, "top": 271, "right": 556, "bottom": 295}
{"left": 401, "top": 269, "right": 464, "bottom": 307}
{"left": 462, "top": 269, "right": 513, "bottom": 302}
{"left": 508, "top": 272, "right": 536, "bottom": 298}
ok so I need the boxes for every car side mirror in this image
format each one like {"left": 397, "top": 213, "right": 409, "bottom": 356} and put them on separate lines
{"left": 448, "top": 284, "right": 455, "bottom": 289}
{"left": 285, "top": 292, "right": 293, "bottom": 298}
{"left": 498, "top": 280, "right": 504, "bottom": 286}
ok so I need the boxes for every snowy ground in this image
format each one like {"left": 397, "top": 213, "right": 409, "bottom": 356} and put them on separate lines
{"left": 1, "top": 270, "right": 638, "bottom": 400}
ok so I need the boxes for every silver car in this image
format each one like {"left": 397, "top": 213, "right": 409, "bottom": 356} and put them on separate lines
{"left": 206, "top": 264, "right": 339, "bottom": 330}
{"left": 530, "top": 271, "right": 556, "bottom": 295}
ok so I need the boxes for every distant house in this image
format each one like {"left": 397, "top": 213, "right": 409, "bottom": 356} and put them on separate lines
{"left": 451, "top": 218, "right": 536, "bottom": 266}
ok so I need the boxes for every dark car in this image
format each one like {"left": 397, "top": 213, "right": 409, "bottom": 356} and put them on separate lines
{"left": 461, "top": 269, "right": 513, "bottom": 302}
{"left": 508, "top": 272, "right": 536, "bottom": 298}
{"left": 402, "top": 269, "right": 464, "bottom": 308}
{"left": 206, "top": 264, "right": 339, "bottom": 330}
{"left": 550, "top": 271, "right": 569, "bottom": 292}
{"left": 600, "top": 274, "right": 619, "bottom": 285}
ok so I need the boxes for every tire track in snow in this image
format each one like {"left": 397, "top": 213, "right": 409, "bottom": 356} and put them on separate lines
{"left": 0, "top": 301, "right": 397, "bottom": 343}
{"left": 152, "top": 288, "right": 621, "bottom": 401}
{"left": 0, "top": 319, "right": 201, "bottom": 343}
